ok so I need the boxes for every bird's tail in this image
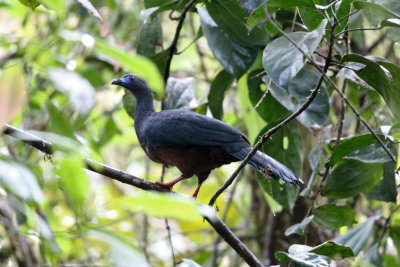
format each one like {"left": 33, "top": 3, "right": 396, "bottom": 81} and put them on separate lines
{"left": 230, "top": 146, "right": 303, "bottom": 186}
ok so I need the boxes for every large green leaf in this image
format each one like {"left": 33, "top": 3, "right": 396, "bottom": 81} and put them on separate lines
{"left": 345, "top": 143, "right": 394, "bottom": 163}
{"left": 208, "top": 69, "right": 234, "bottom": 119}
{"left": 265, "top": 68, "right": 329, "bottom": 129}
{"left": 247, "top": 69, "right": 289, "bottom": 123}
{"left": 95, "top": 39, "right": 164, "bottom": 97}
{"left": 89, "top": 229, "right": 150, "bottom": 267}
{"left": 116, "top": 191, "right": 204, "bottom": 222}
{"left": 263, "top": 19, "right": 327, "bottom": 87}
{"left": 353, "top": 0, "right": 400, "bottom": 27}
{"left": 313, "top": 204, "right": 356, "bottom": 229}
{"left": 198, "top": 7, "right": 258, "bottom": 78}
{"left": 335, "top": 216, "right": 380, "bottom": 255}
{"left": 0, "top": 161, "right": 43, "bottom": 203}
{"left": 330, "top": 134, "right": 386, "bottom": 166}
{"left": 366, "top": 162, "right": 397, "bottom": 202}
{"left": 205, "top": 0, "right": 268, "bottom": 47}
{"left": 55, "top": 155, "right": 90, "bottom": 213}
{"left": 18, "top": 0, "right": 39, "bottom": 10}
{"left": 165, "top": 77, "right": 197, "bottom": 110}
{"left": 267, "top": 0, "right": 314, "bottom": 8}
{"left": 137, "top": 17, "right": 162, "bottom": 57}
{"left": 310, "top": 241, "right": 354, "bottom": 260}
{"left": 323, "top": 160, "right": 383, "bottom": 199}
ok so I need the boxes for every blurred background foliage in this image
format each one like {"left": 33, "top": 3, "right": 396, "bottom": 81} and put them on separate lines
{"left": 1, "top": 0, "right": 400, "bottom": 266}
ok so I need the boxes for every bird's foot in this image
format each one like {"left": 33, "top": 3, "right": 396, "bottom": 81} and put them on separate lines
{"left": 155, "top": 181, "right": 174, "bottom": 192}
{"left": 191, "top": 183, "right": 203, "bottom": 199}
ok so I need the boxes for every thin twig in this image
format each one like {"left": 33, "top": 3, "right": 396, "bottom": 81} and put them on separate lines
{"left": 163, "top": 0, "right": 198, "bottom": 83}
{"left": 336, "top": 26, "right": 383, "bottom": 37}
{"left": 2, "top": 124, "right": 265, "bottom": 267}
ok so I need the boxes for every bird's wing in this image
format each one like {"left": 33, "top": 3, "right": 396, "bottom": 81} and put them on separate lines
{"left": 143, "top": 110, "right": 249, "bottom": 148}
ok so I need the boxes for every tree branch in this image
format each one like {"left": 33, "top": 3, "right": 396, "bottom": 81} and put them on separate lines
{"left": 2, "top": 124, "right": 265, "bottom": 267}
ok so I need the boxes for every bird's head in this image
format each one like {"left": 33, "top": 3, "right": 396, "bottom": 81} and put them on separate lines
{"left": 111, "top": 74, "right": 148, "bottom": 96}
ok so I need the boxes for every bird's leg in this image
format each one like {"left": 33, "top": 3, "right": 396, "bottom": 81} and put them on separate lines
{"left": 192, "top": 182, "right": 203, "bottom": 199}
{"left": 155, "top": 175, "right": 189, "bottom": 192}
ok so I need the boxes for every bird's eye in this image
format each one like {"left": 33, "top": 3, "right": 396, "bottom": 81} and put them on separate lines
{"left": 129, "top": 76, "right": 135, "bottom": 82}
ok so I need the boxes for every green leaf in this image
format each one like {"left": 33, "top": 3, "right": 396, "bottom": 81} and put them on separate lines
{"left": 345, "top": 143, "right": 394, "bottom": 163}
{"left": 74, "top": 0, "right": 101, "bottom": 20}
{"left": 275, "top": 244, "right": 329, "bottom": 267}
{"left": 267, "top": 0, "right": 314, "bottom": 8}
{"left": 47, "top": 102, "right": 76, "bottom": 139}
{"left": 285, "top": 215, "right": 314, "bottom": 236}
{"left": 247, "top": 69, "right": 290, "bottom": 123}
{"left": 335, "top": 215, "right": 380, "bottom": 255}
{"left": 198, "top": 7, "right": 258, "bottom": 78}
{"left": 323, "top": 160, "right": 383, "bottom": 199}
{"left": 39, "top": 0, "right": 66, "bottom": 13}
{"left": 335, "top": 0, "right": 352, "bottom": 34}
{"left": 313, "top": 204, "right": 356, "bottom": 229}
{"left": 55, "top": 155, "right": 90, "bottom": 213}
{"left": 0, "top": 63, "right": 27, "bottom": 124}
{"left": 95, "top": 39, "right": 164, "bottom": 97}
{"left": 353, "top": 0, "right": 400, "bottom": 27}
{"left": 205, "top": 0, "right": 268, "bottom": 47}
{"left": 299, "top": 7, "right": 325, "bottom": 31}
{"left": 310, "top": 241, "right": 354, "bottom": 260}
{"left": 366, "top": 162, "right": 397, "bottom": 202}
{"left": 265, "top": 68, "right": 329, "bottom": 129}
{"left": 330, "top": 134, "right": 386, "bottom": 166}
{"left": 137, "top": 17, "right": 162, "bottom": 57}
{"left": 89, "top": 229, "right": 150, "bottom": 267}
{"left": 381, "top": 18, "right": 400, "bottom": 27}
{"left": 165, "top": 77, "right": 197, "bottom": 110}
{"left": 0, "top": 161, "right": 44, "bottom": 203}
{"left": 116, "top": 191, "right": 204, "bottom": 222}
{"left": 263, "top": 19, "right": 327, "bottom": 87}
{"left": 18, "top": 0, "right": 40, "bottom": 10}
{"left": 208, "top": 69, "right": 234, "bottom": 119}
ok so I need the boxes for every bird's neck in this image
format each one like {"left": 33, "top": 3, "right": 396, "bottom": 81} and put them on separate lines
{"left": 134, "top": 90, "right": 155, "bottom": 126}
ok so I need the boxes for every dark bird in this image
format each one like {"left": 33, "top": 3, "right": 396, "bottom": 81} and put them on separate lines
{"left": 112, "top": 74, "right": 303, "bottom": 198}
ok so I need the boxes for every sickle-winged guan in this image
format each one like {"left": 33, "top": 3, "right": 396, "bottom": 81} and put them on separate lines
{"left": 112, "top": 74, "right": 303, "bottom": 198}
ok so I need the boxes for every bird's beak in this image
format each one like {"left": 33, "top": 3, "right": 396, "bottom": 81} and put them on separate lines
{"left": 111, "top": 79, "right": 122, "bottom": 85}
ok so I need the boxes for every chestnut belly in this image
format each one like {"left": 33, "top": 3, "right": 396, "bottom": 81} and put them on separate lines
{"left": 145, "top": 145, "right": 238, "bottom": 176}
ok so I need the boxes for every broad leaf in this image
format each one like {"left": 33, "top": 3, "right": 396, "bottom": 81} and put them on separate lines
{"left": 264, "top": 68, "right": 329, "bottom": 129}
{"left": 335, "top": 216, "right": 380, "bottom": 255}
{"left": 89, "top": 229, "right": 150, "bottom": 267}
{"left": 18, "top": 0, "right": 39, "bottom": 10}
{"left": 165, "top": 77, "right": 197, "bottom": 110}
{"left": 285, "top": 215, "right": 314, "bottom": 236}
{"left": 0, "top": 161, "right": 44, "bottom": 203}
{"left": 95, "top": 39, "right": 164, "bottom": 97}
{"left": 313, "top": 204, "right": 356, "bottom": 229}
{"left": 323, "top": 160, "right": 383, "bottom": 199}
{"left": 205, "top": 0, "right": 268, "bottom": 47}
{"left": 345, "top": 143, "right": 394, "bottom": 163}
{"left": 366, "top": 162, "right": 397, "bottom": 202}
{"left": 116, "top": 191, "right": 204, "bottom": 222}
{"left": 198, "top": 7, "right": 258, "bottom": 78}
{"left": 310, "top": 241, "right": 354, "bottom": 260}
{"left": 263, "top": 19, "right": 327, "bottom": 87}
{"left": 208, "top": 69, "right": 234, "bottom": 119}
{"left": 353, "top": 0, "right": 400, "bottom": 27}
{"left": 330, "top": 134, "right": 386, "bottom": 166}
{"left": 247, "top": 69, "right": 289, "bottom": 123}
{"left": 137, "top": 17, "right": 162, "bottom": 57}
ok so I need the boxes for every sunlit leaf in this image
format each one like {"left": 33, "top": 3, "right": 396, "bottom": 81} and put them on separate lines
{"left": 310, "top": 241, "right": 354, "bottom": 260}
{"left": 263, "top": 19, "right": 327, "bottom": 87}
{"left": 18, "top": 0, "right": 40, "bottom": 10}
{"left": 0, "top": 64, "right": 27, "bottom": 125}
{"left": 89, "top": 229, "right": 150, "bottom": 267}
{"left": 0, "top": 161, "right": 44, "bottom": 203}
{"left": 180, "top": 258, "right": 202, "bottom": 267}
{"left": 116, "top": 191, "right": 203, "bottom": 222}
{"left": 275, "top": 244, "right": 329, "bottom": 267}
{"left": 95, "top": 39, "right": 164, "bottom": 97}
{"left": 353, "top": 0, "right": 400, "bottom": 27}
{"left": 39, "top": 0, "right": 66, "bottom": 13}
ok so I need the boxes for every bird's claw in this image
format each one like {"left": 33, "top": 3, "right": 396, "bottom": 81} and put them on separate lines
{"left": 155, "top": 181, "right": 173, "bottom": 192}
